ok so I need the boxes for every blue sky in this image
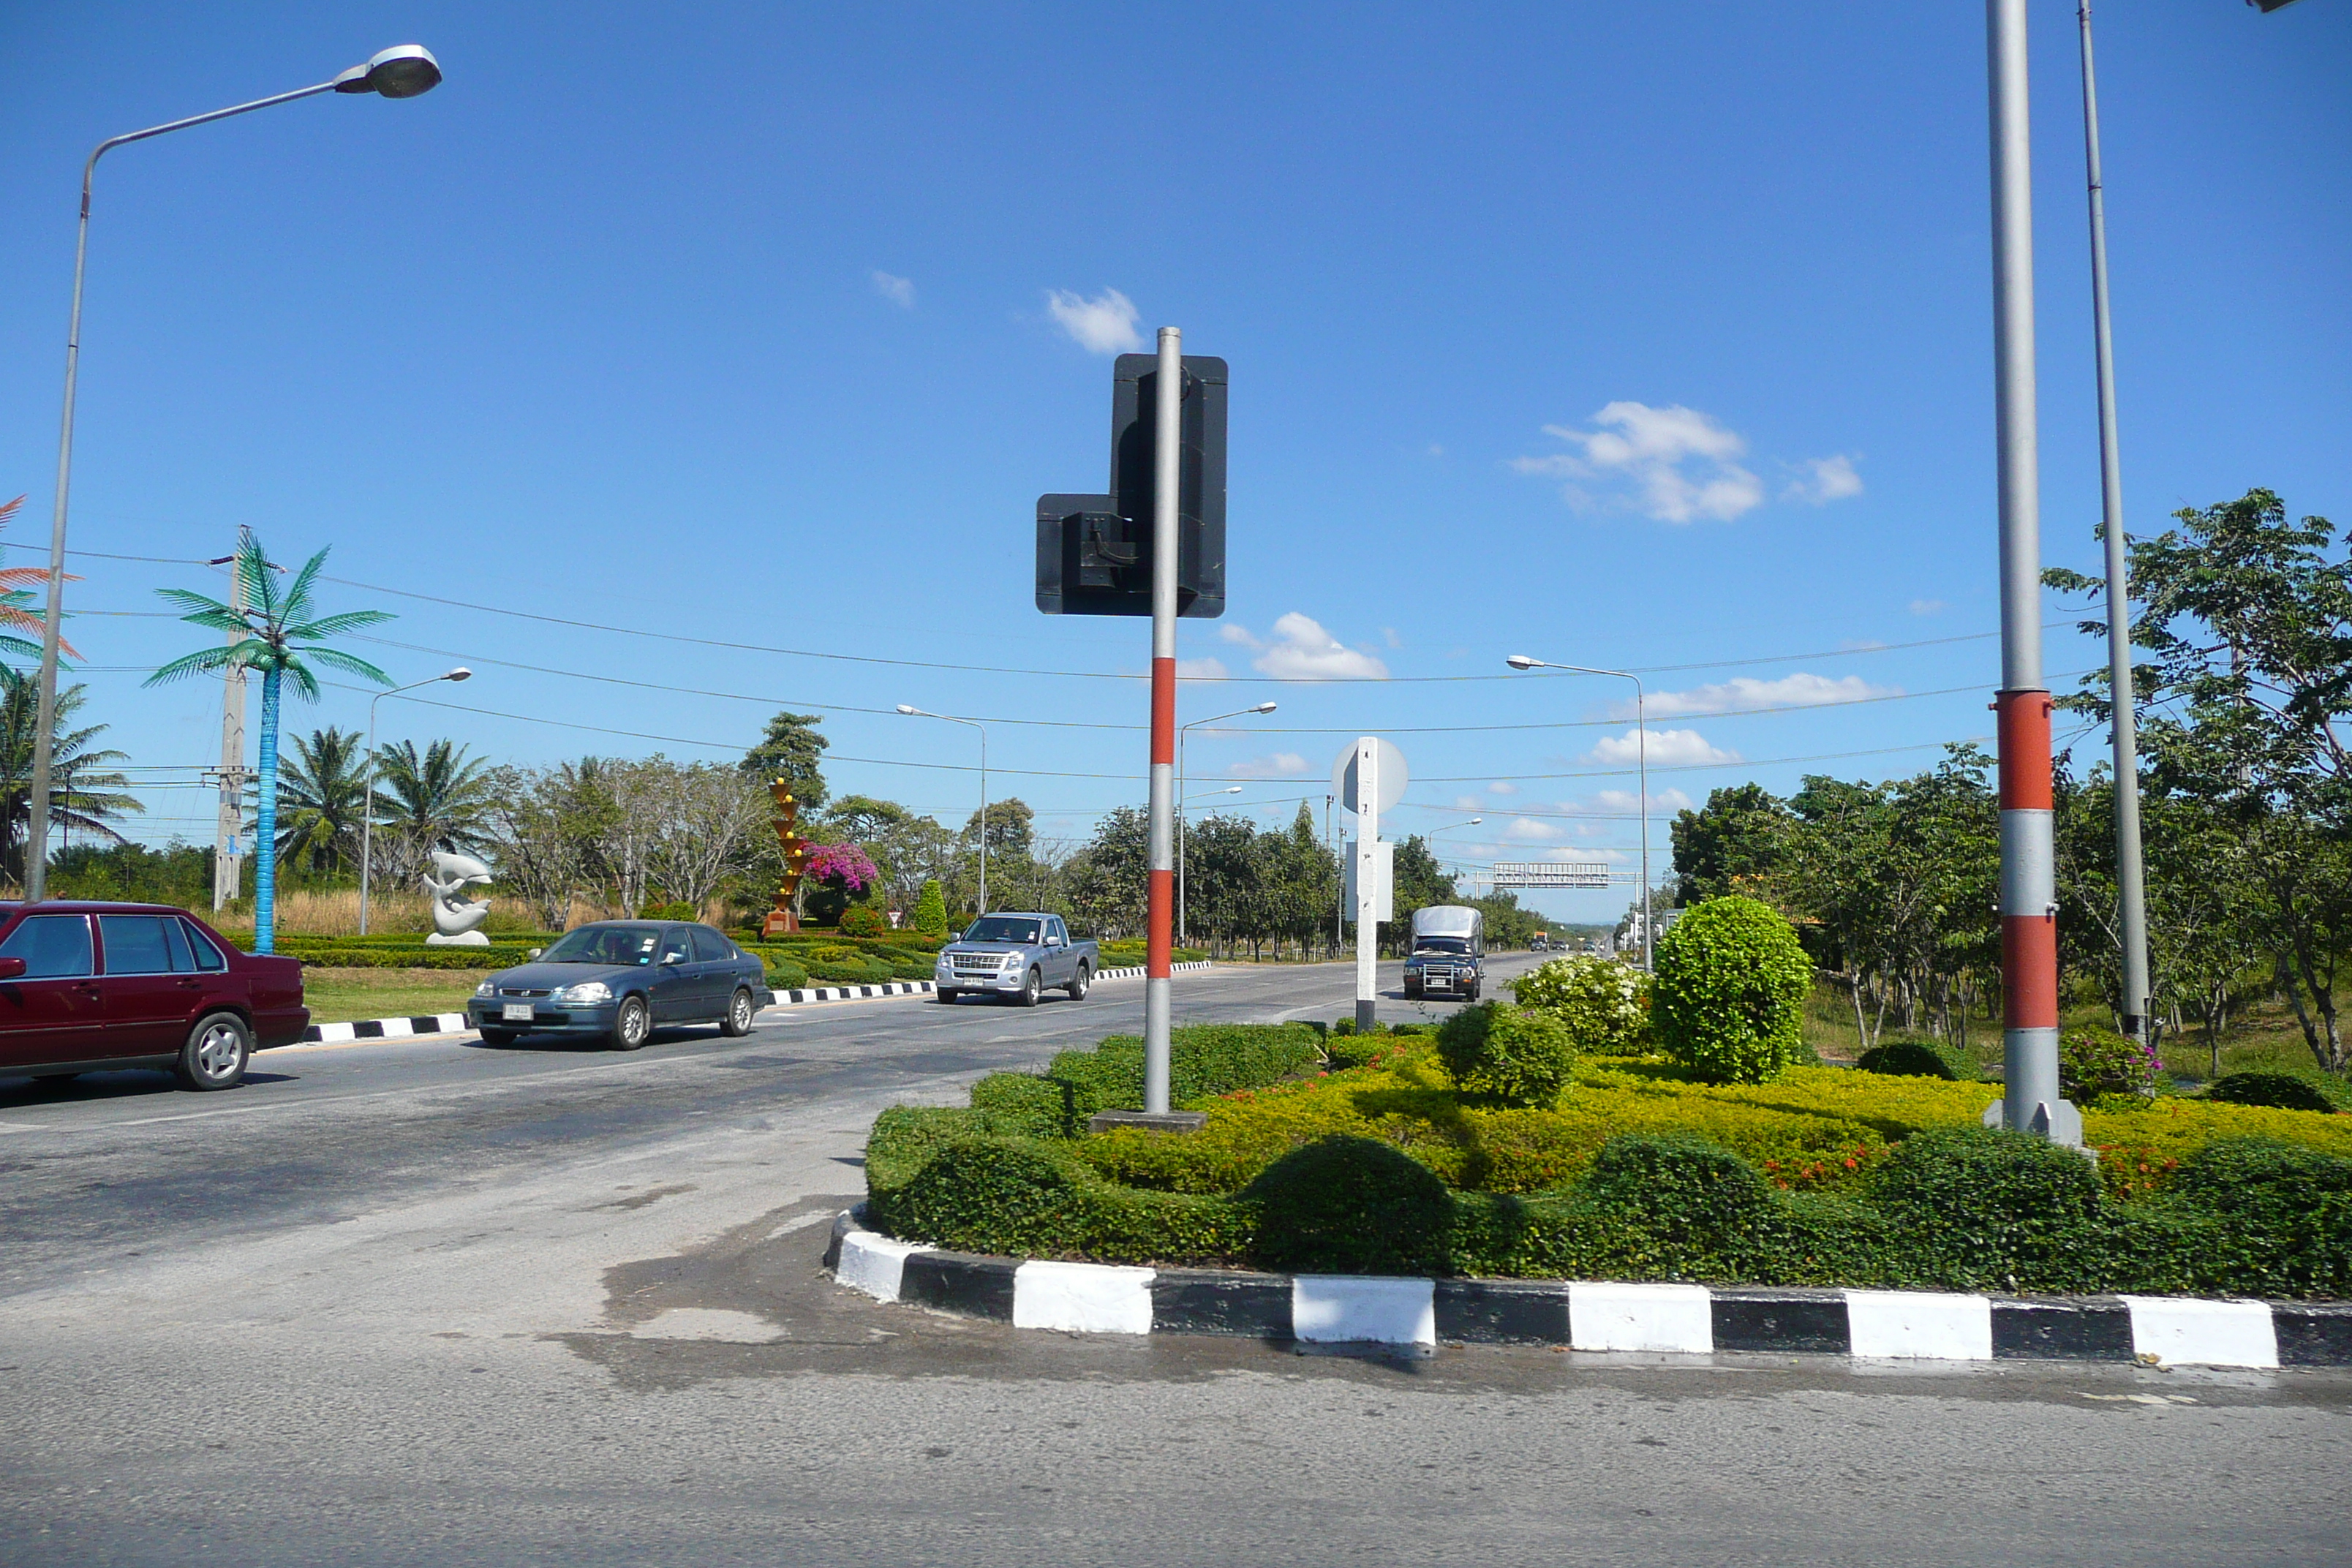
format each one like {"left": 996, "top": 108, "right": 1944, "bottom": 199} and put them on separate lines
{"left": 1, "top": 2, "right": 2345, "bottom": 923}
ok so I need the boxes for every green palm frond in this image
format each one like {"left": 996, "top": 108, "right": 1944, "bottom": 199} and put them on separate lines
{"left": 300, "top": 645, "right": 394, "bottom": 685}
{"left": 146, "top": 646, "right": 246, "bottom": 687}
{"left": 290, "top": 608, "right": 396, "bottom": 639}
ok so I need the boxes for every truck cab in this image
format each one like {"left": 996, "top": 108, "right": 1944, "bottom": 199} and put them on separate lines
{"left": 933, "top": 913, "right": 1099, "bottom": 1006}
{"left": 1402, "top": 905, "right": 1485, "bottom": 1002}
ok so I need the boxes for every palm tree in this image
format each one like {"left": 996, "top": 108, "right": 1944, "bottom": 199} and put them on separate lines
{"left": 0, "top": 667, "right": 139, "bottom": 883}
{"left": 276, "top": 726, "right": 371, "bottom": 875}
{"left": 0, "top": 494, "right": 78, "bottom": 667}
{"left": 369, "top": 737, "right": 496, "bottom": 884}
{"left": 146, "top": 535, "right": 392, "bottom": 952}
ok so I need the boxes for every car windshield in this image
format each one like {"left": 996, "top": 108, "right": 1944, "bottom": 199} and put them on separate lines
{"left": 1415, "top": 937, "right": 1470, "bottom": 954}
{"left": 962, "top": 916, "right": 1041, "bottom": 944}
{"left": 538, "top": 924, "right": 664, "bottom": 965}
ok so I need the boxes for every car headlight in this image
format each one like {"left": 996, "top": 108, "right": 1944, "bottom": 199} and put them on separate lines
{"left": 552, "top": 981, "right": 612, "bottom": 1005}
{"left": 474, "top": 979, "right": 496, "bottom": 998}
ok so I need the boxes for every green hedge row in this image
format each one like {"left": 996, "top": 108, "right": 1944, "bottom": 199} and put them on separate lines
{"left": 869, "top": 1122, "right": 2352, "bottom": 1296}
{"left": 282, "top": 945, "right": 538, "bottom": 970}
{"left": 958, "top": 1023, "right": 1326, "bottom": 1141}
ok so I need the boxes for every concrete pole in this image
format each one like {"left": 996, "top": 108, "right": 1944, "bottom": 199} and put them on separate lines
{"left": 1986, "top": 0, "right": 2075, "bottom": 1145}
{"left": 1354, "top": 737, "right": 1380, "bottom": 1033}
{"left": 1143, "top": 327, "right": 1181, "bottom": 1115}
{"left": 211, "top": 537, "right": 251, "bottom": 911}
{"left": 2078, "top": 0, "right": 2152, "bottom": 1042}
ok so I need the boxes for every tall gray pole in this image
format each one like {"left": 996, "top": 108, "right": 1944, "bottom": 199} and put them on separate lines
{"left": 2077, "top": 0, "right": 2152, "bottom": 1042}
{"left": 1987, "top": 0, "right": 2074, "bottom": 1145}
{"left": 211, "top": 535, "right": 252, "bottom": 911}
{"left": 1143, "top": 327, "right": 1181, "bottom": 1115}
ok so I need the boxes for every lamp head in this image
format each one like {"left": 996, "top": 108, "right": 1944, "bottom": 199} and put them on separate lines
{"left": 1253, "top": 701, "right": 1278, "bottom": 714}
{"left": 444, "top": 667, "right": 471, "bottom": 683}
{"left": 896, "top": 704, "right": 920, "bottom": 716}
{"left": 1505, "top": 655, "right": 1538, "bottom": 671}
{"left": 335, "top": 44, "right": 442, "bottom": 98}
{"left": 1469, "top": 817, "right": 1482, "bottom": 826}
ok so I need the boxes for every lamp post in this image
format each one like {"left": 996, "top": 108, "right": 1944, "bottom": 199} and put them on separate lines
{"left": 1177, "top": 785, "right": 1244, "bottom": 944}
{"left": 1507, "top": 655, "right": 1651, "bottom": 970}
{"left": 358, "top": 666, "right": 470, "bottom": 935}
{"left": 898, "top": 706, "right": 989, "bottom": 914}
{"left": 1177, "top": 701, "right": 1276, "bottom": 943}
{"left": 26, "top": 45, "right": 443, "bottom": 901}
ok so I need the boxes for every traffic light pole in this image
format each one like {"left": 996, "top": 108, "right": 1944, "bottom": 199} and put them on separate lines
{"left": 1143, "top": 326, "right": 1181, "bottom": 1116}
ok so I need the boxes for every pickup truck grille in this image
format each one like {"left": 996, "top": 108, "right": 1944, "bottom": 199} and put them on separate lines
{"left": 949, "top": 954, "right": 1007, "bottom": 974}
{"left": 1421, "top": 966, "right": 1458, "bottom": 990}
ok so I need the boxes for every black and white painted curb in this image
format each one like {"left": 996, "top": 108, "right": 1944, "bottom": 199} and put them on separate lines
{"left": 825, "top": 1212, "right": 2352, "bottom": 1368}
{"left": 290, "top": 959, "right": 1218, "bottom": 1043}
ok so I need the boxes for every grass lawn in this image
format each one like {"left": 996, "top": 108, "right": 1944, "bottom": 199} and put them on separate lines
{"left": 299, "top": 967, "right": 492, "bottom": 1025}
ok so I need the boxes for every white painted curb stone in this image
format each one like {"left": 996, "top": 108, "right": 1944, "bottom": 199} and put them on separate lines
{"left": 1292, "top": 1275, "right": 1436, "bottom": 1346}
{"left": 2123, "top": 1295, "right": 2279, "bottom": 1368}
{"left": 1569, "top": 1281, "right": 1714, "bottom": 1353}
{"left": 1844, "top": 1290, "right": 1994, "bottom": 1360}
{"left": 1013, "top": 1261, "right": 1158, "bottom": 1335}
{"left": 836, "top": 1231, "right": 932, "bottom": 1303}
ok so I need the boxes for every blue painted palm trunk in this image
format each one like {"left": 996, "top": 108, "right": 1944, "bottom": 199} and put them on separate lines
{"left": 254, "top": 666, "right": 282, "bottom": 954}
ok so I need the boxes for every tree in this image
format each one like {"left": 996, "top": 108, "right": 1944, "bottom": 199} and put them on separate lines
{"left": 0, "top": 668, "right": 137, "bottom": 883}
{"left": 912, "top": 878, "right": 949, "bottom": 938}
{"left": 1066, "top": 806, "right": 1148, "bottom": 938}
{"left": 370, "top": 738, "right": 497, "bottom": 887}
{"left": 741, "top": 711, "right": 829, "bottom": 811}
{"left": 1384, "top": 834, "right": 1458, "bottom": 954}
{"left": 647, "top": 763, "right": 770, "bottom": 915}
{"left": 824, "top": 794, "right": 954, "bottom": 916}
{"left": 275, "top": 726, "right": 370, "bottom": 875}
{"left": 1670, "top": 782, "right": 1795, "bottom": 905}
{"left": 0, "top": 494, "right": 75, "bottom": 668}
{"left": 147, "top": 536, "right": 391, "bottom": 952}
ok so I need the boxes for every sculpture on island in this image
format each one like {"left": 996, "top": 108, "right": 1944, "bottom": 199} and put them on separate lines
{"left": 423, "top": 842, "right": 494, "bottom": 946}
{"left": 762, "top": 781, "right": 813, "bottom": 937}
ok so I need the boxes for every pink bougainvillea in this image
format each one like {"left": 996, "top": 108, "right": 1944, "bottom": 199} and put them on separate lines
{"left": 805, "top": 843, "right": 878, "bottom": 892}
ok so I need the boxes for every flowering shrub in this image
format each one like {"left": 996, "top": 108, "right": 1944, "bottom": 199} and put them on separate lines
{"left": 2059, "top": 1026, "right": 2162, "bottom": 1101}
{"left": 1650, "top": 897, "right": 1814, "bottom": 1084}
{"left": 837, "top": 904, "right": 888, "bottom": 937}
{"left": 1508, "top": 954, "right": 1648, "bottom": 1053}
{"left": 806, "top": 843, "right": 878, "bottom": 892}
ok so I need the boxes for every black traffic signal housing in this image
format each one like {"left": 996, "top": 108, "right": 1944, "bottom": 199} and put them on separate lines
{"left": 1034, "top": 353, "right": 1225, "bottom": 617}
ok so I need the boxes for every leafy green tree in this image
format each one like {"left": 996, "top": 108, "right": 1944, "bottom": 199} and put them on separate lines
{"left": 370, "top": 736, "right": 497, "bottom": 886}
{"left": 1066, "top": 806, "right": 1148, "bottom": 938}
{"left": 912, "top": 878, "right": 949, "bottom": 938}
{"left": 741, "top": 711, "right": 829, "bottom": 811}
{"left": 1670, "top": 782, "right": 1796, "bottom": 905}
{"left": 146, "top": 536, "right": 391, "bottom": 952}
{"left": 0, "top": 668, "right": 138, "bottom": 885}
{"left": 275, "top": 726, "right": 370, "bottom": 874}
{"left": 1383, "top": 834, "right": 1458, "bottom": 954}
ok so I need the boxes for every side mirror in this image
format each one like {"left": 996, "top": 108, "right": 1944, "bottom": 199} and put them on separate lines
{"left": 0, "top": 957, "right": 23, "bottom": 980}
{"left": 527, "top": 948, "right": 543, "bottom": 960}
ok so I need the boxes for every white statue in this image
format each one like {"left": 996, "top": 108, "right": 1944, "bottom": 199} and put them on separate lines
{"left": 423, "top": 843, "right": 494, "bottom": 946}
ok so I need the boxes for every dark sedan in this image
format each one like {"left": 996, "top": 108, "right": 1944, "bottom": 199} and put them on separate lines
{"left": 467, "top": 921, "right": 774, "bottom": 1049}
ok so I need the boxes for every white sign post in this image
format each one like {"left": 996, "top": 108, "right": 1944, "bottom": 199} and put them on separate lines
{"left": 1334, "top": 738, "right": 1406, "bottom": 1032}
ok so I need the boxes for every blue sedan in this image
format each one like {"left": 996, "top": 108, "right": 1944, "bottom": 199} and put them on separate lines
{"left": 467, "top": 921, "right": 774, "bottom": 1049}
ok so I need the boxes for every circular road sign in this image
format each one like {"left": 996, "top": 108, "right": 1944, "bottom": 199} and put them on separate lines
{"left": 1332, "top": 738, "right": 1409, "bottom": 816}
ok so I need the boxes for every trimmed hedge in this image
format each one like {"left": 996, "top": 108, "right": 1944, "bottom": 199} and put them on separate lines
{"left": 2209, "top": 1072, "right": 2336, "bottom": 1114}
{"left": 1435, "top": 1003, "right": 1576, "bottom": 1107}
{"left": 282, "top": 945, "right": 535, "bottom": 970}
{"left": 1856, "top": 1041, "right": 1957, "bottom": 1080}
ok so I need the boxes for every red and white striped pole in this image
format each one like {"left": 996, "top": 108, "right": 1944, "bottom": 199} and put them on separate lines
{"left": 1143, "top": 325, "right": 1181, "bottom": 1115}
{"left": 1986, "top": 0, "right": 2078, "bottom": 1145}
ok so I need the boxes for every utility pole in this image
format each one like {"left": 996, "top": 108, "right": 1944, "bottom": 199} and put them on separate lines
{"left": 1142, "top": 326, "right": 1180, "bottom": 1116}
{"left": 1986, "top": 0, "right": 2078, "bottom": 1147}
{"left": 2077, "top": 0, "right": 2152, "bottom": 1043}
{"left": 208, "top": 530, "right": 252, "bottom": 911}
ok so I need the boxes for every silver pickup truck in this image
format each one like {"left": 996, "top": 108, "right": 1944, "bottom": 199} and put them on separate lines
{"left": 933, "top": 912, "right": 1098, "bottom": 1006}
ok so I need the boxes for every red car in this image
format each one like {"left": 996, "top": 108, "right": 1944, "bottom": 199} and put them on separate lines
{"left": 0, "top": 901, "right": 308, "bottom": 1092}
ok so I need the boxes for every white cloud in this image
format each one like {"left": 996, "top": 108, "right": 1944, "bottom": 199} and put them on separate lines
{"left": 871, "top": 271, "right": 916, "bottom": 309}
{"left": 1513, "top": 402, "right": 1764, "bottom": 524}
{"left": 1174, "top": 657, "right": 1229, "bottom": 680}
{"left": 1382, "top": 627, "right": 1404, "bottom": 650}
{"left": 1909, "top": 598, "right": 1945, "bottom": 617}
{"left": 1451, "top": 795, "right": 1485, "bottom": 813}
{"left": 1588, "top": 728, "right": 1742, "bottom": 767}
{"left": 1506, "top": 817, "right": 1564, "bottom": 842}
{"left": 1784, "top": 453, "right": 1864, "bottom": 505}
{"left": 1628, "top": 671, "right": 1903, "bottom": 719}
{"left": 1219, "top": 612, "right": 1389, "bottom": 681}
{"left": 1488, "top": 780, "right": 1519, "bottom": 796}
{"left": 1045, "top": 287, "right": 1144, "bottom": 354}
{"left": 1227, "top": 752, "right": 1310, "bottom": 778}
{"left": 1593, "top": 786, "right": 1695, "bottom": 815}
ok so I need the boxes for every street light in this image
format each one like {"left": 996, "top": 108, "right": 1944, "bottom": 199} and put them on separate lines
{"left": 898, "top": 706, "right": 989, "bottom": 914}
{"left": 358, "top": 667, "right": 470, "bottom": 935}
{"left": 1507, "top": 654, "right": 1651, "bottom": 971}
{"left": 26, "top": 45, "right": 443, "bottom": 901}
{"left": 1177, "top": 701, "right": 1276, "bottom": 943}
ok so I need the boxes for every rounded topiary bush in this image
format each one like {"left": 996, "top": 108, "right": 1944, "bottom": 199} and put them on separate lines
{"left": 1508, "top": 954, "right": 1648, "bottom": 1053}
{"left": 1869, "top": 1127, "right": 2105, "bottom": 1291}
{"left": 837, "top": 904, "right": 889, "bottom": 938}
{"left": 884, "top": 1137, "right": 1089, "bottom": 1255}
{"left": 911, "top": 879, "right": 950, "bottom": 938}
{"left": 2165, "top": 1137, "right": 2352, "bottom": 1298}
{"left": 1582, "top": 1134, "right": 1774, "bottom": 1237}
{"left": 1649, "top": 897, "right": 1812, "bottom": 1084}
{"left": 2207, "top": 1072, "right": 2336, "bottom": 1113}
{"left": 1436, "top": 1002, "right": 1577, "bottom": 1107}
{"left": 1243, "top": 1135, "right": 1452, "bottom": 1275}
{"left": 1856, "top": 1041, "right": 1955, "bottom": 1080}
{"left": 2058, "top": 1026, "right": 2161, "bottom": 1101}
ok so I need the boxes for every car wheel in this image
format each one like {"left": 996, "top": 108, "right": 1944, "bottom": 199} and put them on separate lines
{"left": 1066, "top": 963, "right": 1090, "bottom": 1000}
{"left": 611, "top": 995, "right": 652, "bottom": 1051}
{"left": 935, "top": 987, "right": 959, "bottom": 1004}
{"left": 720, "top": 987, "right": 755, "bottom": 1037}
{"left": 173, "top": 1011, "right": 252, "bottom": 1092}
{"left": 1016, "top": 968, "right": 1041, "bottom": 1007}
{"left": 478, "top": 1027, "right": 519, "bottom": 1047}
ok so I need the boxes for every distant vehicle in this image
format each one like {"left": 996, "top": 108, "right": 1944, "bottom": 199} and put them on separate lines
{"left": 1403, "top": 905, "right": 1485, "bottom": 1001}
{"left": 467, "top": 921, "right": 773, "bottom": 1050}
{"left": 935, "top": 913, "right": 1097, "bottom": 1006}
{"left": 1530, "top": 931, "right": 1549, "bottom": 951}
{"left": 0, "top": 901, "right": 307, "bottom": 1092}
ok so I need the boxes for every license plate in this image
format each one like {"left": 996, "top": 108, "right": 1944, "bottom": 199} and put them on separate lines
{"left": 502, "top": 1003, "right": 534, "bottom": 1022}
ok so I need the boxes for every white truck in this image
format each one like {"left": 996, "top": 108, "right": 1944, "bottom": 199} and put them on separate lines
{"left": 1402, "top": 905, "right": 1485, "bottom": 1001}
{"left": 933, "top": 912, "right": 1097, "bottom": 1006}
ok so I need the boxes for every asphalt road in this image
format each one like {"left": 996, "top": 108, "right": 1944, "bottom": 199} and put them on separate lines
{"left": 1, "top": 954, "right": 2346, "bottom": 1567}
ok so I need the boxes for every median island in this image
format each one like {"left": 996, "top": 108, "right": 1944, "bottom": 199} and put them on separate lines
{"left": 862, "top": 898, "right": 2352, "bottom": 1299}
